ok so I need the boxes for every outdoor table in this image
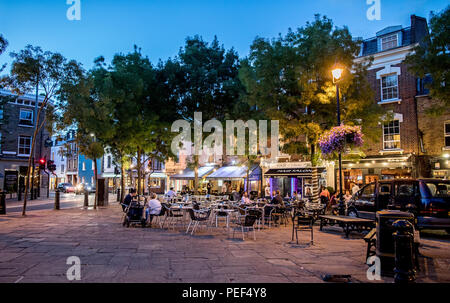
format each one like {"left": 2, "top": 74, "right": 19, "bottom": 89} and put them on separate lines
{"left": 318, "top": 215, "right": 375, "bottom": 238}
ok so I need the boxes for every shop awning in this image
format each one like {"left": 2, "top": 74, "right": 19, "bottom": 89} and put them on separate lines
{"left": 149, "top": 172, "right": 167, "bottom": 178}
{"left": 264, "top": 168, "right": 313, "bottom": 178}
{"left": 206, "top": 165, "right": 247, "bottom": 180}
{"left": 206, "top": 165, "right": 261, "bottom": 181}
{"left": 170, "top": 166, "right": 216, "bottom": 180}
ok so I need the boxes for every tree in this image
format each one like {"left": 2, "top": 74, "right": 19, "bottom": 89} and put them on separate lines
{"left": 96, "top": 48, "right": 177, "bottom": 196}
{"left": 240, "top": 15, "right": 382, "bottom": 165}
{"left": 172, "top": 36, "right": 242, "bottom": 194}
{"left": 0, "top": 34, "right": 8, "bottom": 74}
{"left": 3, "top": 45, "right": 81, "bottom": 216}
{"left": 406, "top": 6, "right": 450, "bottom": 114}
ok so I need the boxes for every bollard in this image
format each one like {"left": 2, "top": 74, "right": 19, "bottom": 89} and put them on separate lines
{"left": 84, "top": 190, "right": 89, "bottom": 208}
{"left": 393, "top": 220, "right": 416, "bottom": 283}
{"left": 54, "top": 189, "right": 60, "bottom": 210}
{"left": 117, "top": 188, "right": 121, "bottom": 202}
{"left": 0, "top": 192, "right": 6, "bottom": 215}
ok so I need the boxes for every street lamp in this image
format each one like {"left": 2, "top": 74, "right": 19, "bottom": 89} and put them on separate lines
{"left": 332, "top": 66, "right": 345, "bottom": 216}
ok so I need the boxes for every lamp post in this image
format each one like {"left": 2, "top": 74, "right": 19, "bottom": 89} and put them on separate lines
{"left": 332, "top": 67, "right": 345, "bottom": 216}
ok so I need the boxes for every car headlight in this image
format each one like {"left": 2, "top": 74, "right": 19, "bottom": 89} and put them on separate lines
{"left": 76, "top": 184, "right": 82, "bottom": 190}
{"left": 87, "top": 186, "right": 92, "bottom": 191}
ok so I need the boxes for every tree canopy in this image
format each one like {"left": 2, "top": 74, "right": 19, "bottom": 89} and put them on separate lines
{"left": 406, "top": 5, "right": 450, "bottom": 113}
{"left": 239, "top": 15, "right": 382, "bottom": 163}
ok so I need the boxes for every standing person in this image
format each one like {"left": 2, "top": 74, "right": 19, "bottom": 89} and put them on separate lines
{"left": 166, "top": 187, "right": 177, "bottom": 199}
{"left": 351, "top": 183, "right": 360, "bottom": 195}
{"left": 264, "top": 185, "right": 271, "bottom": 200}
{"left": 122, "top": 188, "right": 136, "bottom": 211}
{"left": 319, "top": 186, "right": 331, "bottom": 201}
{"left": 146, "top": 193, "right": 162, "bottom": 227}
{"left": 221, "top": 182, "right": 227, "bottom": 194}
{"left": 207, "top": 182, "right": 212, "bottom": 195}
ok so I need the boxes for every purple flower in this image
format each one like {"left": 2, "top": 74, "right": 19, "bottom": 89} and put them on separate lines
{"left": 318, "top": 125, "right": 364, "bottom": 156}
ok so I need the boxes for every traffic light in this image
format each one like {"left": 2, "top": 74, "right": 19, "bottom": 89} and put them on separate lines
{"left": 39, "top": 158, "right": 46, "bottom": 170}
{"left": 47, "top": 160, "right": 56, "bottom": 172}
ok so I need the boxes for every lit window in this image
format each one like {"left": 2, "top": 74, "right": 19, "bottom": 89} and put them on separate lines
{"left": 381, "top": 75, "right": 399, "bottom": 101}
{"left": 18, "top": 135, "right": 32, "bottom": 156}
{"left": 82, "top": 162, "right": 86, "bottom": 171}
{"left": 383, "top": 120, "right": 400, "bottom": 150}
{"left": 381, "top": 34, "right": 398, "bottom": 51}
{"left": 19, "top": 109, "right": 33, "bottom": 126}
{"left": 445, "top": 122, "right": 450, "bottom": 148}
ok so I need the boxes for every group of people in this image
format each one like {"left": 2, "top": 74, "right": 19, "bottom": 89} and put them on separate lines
{"left": 319, "top": 183, "right": 360, "bottom": 210}
{"left": 122, "top": 188, "right": 163, "bottom": 227}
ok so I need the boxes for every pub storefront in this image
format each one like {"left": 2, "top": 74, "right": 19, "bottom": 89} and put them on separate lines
{"left": 340, "top": 155, "right": 413, "bottom": 190}
{"left": 263, "top": 163, "right": 327, "bottom": 199}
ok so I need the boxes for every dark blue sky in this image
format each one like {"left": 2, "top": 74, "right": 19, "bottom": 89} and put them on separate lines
{"left": 0, "top": 0, "right": 448, "bottom": 71}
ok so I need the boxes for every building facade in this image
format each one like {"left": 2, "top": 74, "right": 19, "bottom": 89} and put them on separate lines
{"left": 0, "top": 89, "right": 51, "bottom": 195}
{"left": 49, "top": 137, "right": 67, "bottom": 189}
{"left": 344, "top": 15, "right": 431, "bottom": 189}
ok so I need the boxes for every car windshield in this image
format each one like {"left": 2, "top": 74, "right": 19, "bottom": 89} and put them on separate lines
{"left": 425, "top": 182, "right": 450, "bottom": 198}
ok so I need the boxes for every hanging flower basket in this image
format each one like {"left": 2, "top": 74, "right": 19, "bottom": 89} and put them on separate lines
{"left": 318, "top": 125, "right": 364, "bottom": 157}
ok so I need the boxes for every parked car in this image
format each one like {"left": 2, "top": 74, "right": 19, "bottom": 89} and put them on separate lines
{"left": 57, "top": 183, "right": 75, "bottom": 193}
{"left": 75, "top": 183, "right": 95, "bottom": 194}
{"left": 346, "top": 179, "right": 450, "bottom": 232}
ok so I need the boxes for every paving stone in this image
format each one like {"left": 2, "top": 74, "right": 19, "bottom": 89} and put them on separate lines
{"left": 1, "top": 202, "right": 449, "bottom": 283}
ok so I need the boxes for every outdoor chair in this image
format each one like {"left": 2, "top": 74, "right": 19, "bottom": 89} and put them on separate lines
{"left": 230, "top": 215, "right": 257, "bottom": 241}
{"left": 292, "top": 212, "right": 314, "bottom": 245}
{"left": 215, "top": 205, "right": 230, "bottom": 229}
{"left": 186, "top": 209, "right": 211, "bottom": 235}
{"left": 150, "top": 203, "right": 167, "bottom": 228}
{"left": 271, "top": 206, "right": 288, "bottom": 227}
{"left": 246, "top": 208, "right": 263, "bottom": 230}
{"left": 263, "top": 205, "right": 276, "bottom": 228}
{"left": 162, "top": 204, "right": 184, "bottom": 230}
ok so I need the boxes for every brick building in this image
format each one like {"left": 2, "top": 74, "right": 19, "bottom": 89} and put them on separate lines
{"left": 0, "top": 89, "right": 51, "bottom": 195}
{"left": 341, "top": 15, "right": 430, "bottom": 189}
{"left": 417, "top": 96, "right": 450, "bottom": 179}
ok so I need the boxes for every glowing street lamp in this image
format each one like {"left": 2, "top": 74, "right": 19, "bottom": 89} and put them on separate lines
{"left": 332, "top": 65, "right": 345, "bottom": 215}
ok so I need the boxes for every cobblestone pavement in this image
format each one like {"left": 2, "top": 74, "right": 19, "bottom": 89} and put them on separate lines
{"left": 0, "top": 202, "right": 449, "bottom": 283}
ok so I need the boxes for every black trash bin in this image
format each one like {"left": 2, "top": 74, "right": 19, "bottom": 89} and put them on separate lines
{"left": 0, "top": 192, "right": 6, "bottom": 215}
{"left": 376, "top": 210, "right": 415, "bottom": 276}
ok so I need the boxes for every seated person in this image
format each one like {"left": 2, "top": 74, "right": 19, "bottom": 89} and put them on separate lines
{"left": 145, "top": 193, "right": 162, "bottom": 226}
{"left": 270, "top": 190, "right": 284, "bottom": 206}
{"left": 122, "top": 188, "right": 136, "bottom": 211}
{"left": 240, "top": 192, "right": 251, "bottom": 205}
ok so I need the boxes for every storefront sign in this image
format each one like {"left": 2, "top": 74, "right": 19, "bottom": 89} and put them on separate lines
{"left": 265, "top": 168, "right": 313, "bottom": 178}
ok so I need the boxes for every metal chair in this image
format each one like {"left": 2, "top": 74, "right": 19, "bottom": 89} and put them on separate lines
{"left": 186, "top": 209, "right": 211, "bottom": 235}
{"left": 292, "top": 212, "right": 314, "bottom": 245}
{"left": 231, "top": 215, "right": 257, "bottom": 240}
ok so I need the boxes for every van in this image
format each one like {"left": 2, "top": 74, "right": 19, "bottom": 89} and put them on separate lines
{"left": 346, "top": 179, "right": 450, "bottom": 232}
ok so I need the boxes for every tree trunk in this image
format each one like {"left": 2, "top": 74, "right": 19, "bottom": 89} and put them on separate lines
{"left": 94, "top": 158, "right": 98, "bottom": 209}
{"left": 194, "top": 155, "right": 199, "bottom": 195}
{"left": 137, "top": 148, "right": 142, "bottom": 196}
{"left": 22, "top": 121, "right": 41, "bottom": 216}
{"left": 246, "top": 168, "right": 250, "bottom": 194}
{"left": 120, "top": 159, "right": 125, "bottom": 203}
